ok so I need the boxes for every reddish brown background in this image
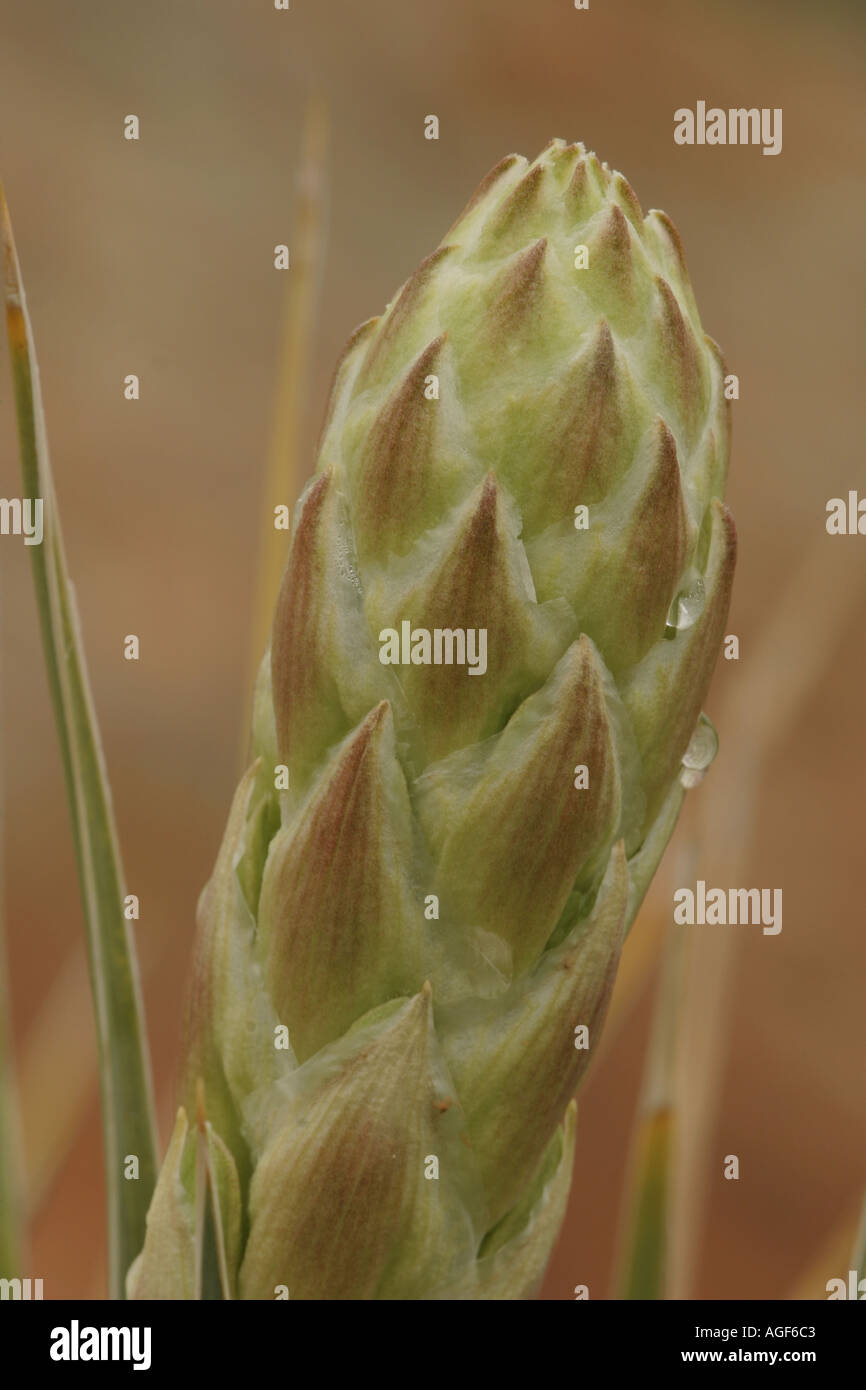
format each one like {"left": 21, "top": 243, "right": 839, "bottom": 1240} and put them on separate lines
{"left": 0, "top": 0, "right": 863, "bottom": 1299}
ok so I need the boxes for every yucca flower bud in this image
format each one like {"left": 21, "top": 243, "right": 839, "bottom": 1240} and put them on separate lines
{"left": 129, "top": 139, "right": 735, "bottom": 1301}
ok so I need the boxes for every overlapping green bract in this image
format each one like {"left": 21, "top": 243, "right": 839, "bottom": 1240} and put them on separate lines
{"left": 130, "top": 140, "right": 735, "bottom": 1301}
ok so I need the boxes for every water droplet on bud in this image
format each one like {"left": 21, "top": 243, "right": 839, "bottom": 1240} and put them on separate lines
{"left": 679, "top": 712, "right": 718, "bottom": 788}
{"left": 664, "top": 574, "right": 705, "bottom": 639}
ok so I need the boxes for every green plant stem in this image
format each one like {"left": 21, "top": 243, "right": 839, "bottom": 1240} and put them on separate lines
{"left": 1, "top": 186, "right": 158, "bottom": 1298}
{"left": 616, "top": 915, "right": 687, "bottom": 1299}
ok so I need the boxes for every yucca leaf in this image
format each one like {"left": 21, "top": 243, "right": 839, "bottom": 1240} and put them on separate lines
{"left": 617, "top": 1107, "right": 673, "bottom": 1300}
{"left": 1, "top": 185, "right": 157, "bottom": 1298}
{"left": 616, "top": 923, "right": 685, "bottom": 1299}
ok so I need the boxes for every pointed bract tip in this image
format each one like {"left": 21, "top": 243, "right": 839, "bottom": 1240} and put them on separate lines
{"left": 466, "top": 473, "right": 500, "bottom": 546}
{"left": 392, "top": 981, "right": 434, "bottom": 1037}
{"left": 703, "top": 332, "right": 727, "bottom": 376}
{"left": 524, "top": 234, "right": 548, "bottom": 263}
{"left": 341, "top": 315, "right": 380, "bottom": 357}
{"left": 593, "top": 155, "right": 612, "bottom": 186}
{"left": 279, "top": 467, "right": 333, "bottom": 575}
{"left": 652, "top": 414, "right": 679, "bottom": 464}
{"left": 338, "top": 697, "right": 393, "bottom": 766}
{"left": 510, "top": 237, "right": 548, "bottom": 290}
{"left": 646, "top": 208, "right": 690, "bottom": 280}
{"left": 415, "top": 331, "right": 448, "bottom": 372}
{"left": 536, "top": 137, "right": 566, "bottom": 156}
{"left": 595, "top": 317, "right": 614, "bottom": 347}
{"left": 588, "top": 318, "right": 617, "bottom": 383}
{"left": 489, "top": 161, "right": 545, "bottom": 235}
{"left": 363, "top": 698, "right": 391, "bottom": 734}
{"left": 484, "top": 239, "right": 548, "bottom": 333}
{"left": 301, "top": 466, "right": 333, "bottom": 517}
{"left": 331, "top": 698, "right": 392, "bottom": 774}
{"left": 595, "top": 202, "right": 633, "bottom": 278}
{"left": 456, "top": 153, "right": 525, "bottom": 222}
{"left": 713, "top": 497, "right": 738, "bottom": 560}
{"left": 536, "top": 138, "right": 585, "bottom": 168}
{"left": 442, "top": 154, "right": 526, "bottom": 240}
{"left": 358, "top": 246, "right": 456, "bottom": 382}
{"left": 654, "top": 273, "right": 685, "bottom": 325}
{"left": 569, "top": 156, "right": 589, "bottom": 191}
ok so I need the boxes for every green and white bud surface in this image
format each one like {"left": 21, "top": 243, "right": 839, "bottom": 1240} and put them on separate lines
{"left": 129, "top": 139, "right": 736, "bottom": 1301}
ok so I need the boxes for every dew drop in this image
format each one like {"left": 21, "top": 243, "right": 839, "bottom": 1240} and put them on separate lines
{"left": 679, "top": 712, "right": 718, "bottom": 788}
{"left": 664, "top": 574, "right": 705, "bottom": 639}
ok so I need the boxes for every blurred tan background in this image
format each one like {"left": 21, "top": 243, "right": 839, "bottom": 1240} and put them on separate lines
{"left": 0, "top": 0, "right": 863, "bottom": 1299}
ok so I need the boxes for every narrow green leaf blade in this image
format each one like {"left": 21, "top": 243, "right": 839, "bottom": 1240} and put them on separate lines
{"left": 616, "top": 922, "right": 685, "bottom": 1299}
{"left": 617, "top": 1106, "right": 672, "bottom": 1300}
{"left": 192, "top": 1081, "right": 242, "bottom": 1301}
{"left": 1, "top": 186, "right": 157, "bottom": 1297}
